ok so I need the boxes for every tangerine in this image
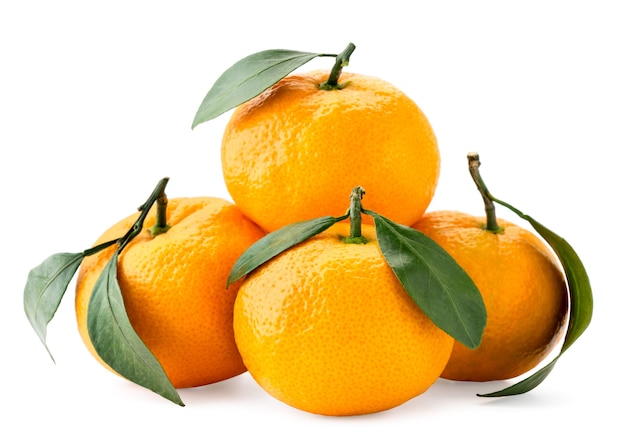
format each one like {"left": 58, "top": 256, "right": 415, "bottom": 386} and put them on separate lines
{"left": 413, "top": 210, "right": 569, "bottom": 381}
{"left": 75, "top": 197, "right": 265, "bottom": 388}
{"left": 221, "top": 69, "right": 439, "bottom": 232}
{"left": 233, "top": 222, "right": 453, "bottom": 416}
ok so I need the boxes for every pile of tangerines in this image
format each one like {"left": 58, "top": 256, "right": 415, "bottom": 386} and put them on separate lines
{"left": 24, "top": 43, "right": 590, "bottom": 416}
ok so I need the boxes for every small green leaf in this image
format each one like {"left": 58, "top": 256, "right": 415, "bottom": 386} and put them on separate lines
{"left": 88, "top": 253, "right": 184, "bottom": 406}
{"left": 192, "top": 49, "right": 332, "bottom": 128}
{"left": 372, "top": 213, "right": 487, "bottom": 349}
{"left": 478, "top": 199, "right": 593, "bottom": 397}
{"left": 228, "top": 215, "right": 343, "bottom": 286}
{"left": 23, "top": 252, "right": 84, "bottom": 361}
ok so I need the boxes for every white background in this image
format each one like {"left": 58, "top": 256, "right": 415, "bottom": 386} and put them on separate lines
{"left": 2, "top": 1, "right": 622, "bottom": 437}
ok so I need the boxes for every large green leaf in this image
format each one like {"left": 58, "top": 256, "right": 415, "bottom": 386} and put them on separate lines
{"left": 478, "top": 200, "right": 593, "bottom": 397}
{"left": 228, "top": 215, "right": 343, "bottom": 286}
{"left": 192, "top": 49, "right": 331, "bottom": 128}
{"left": 23, "top": 252, "right": 84, "bottom": 361}
{"left": 371, "top": 213, "right": 487, "bottom": 349}
{"left": 87, "top": 253, "right": 184, "bottom": 406}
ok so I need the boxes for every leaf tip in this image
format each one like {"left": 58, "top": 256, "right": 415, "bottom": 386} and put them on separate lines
{"left": 226, "top": 272, "right": 240, "bottom": 289}
{"left": 45, "top": 346, "right": 57, "bottom": 365}
{"left": 190, "top": 112, "right": 204, "bottom": 130}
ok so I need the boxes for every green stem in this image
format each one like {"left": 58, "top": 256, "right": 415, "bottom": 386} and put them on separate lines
{"left": 319, "top": 42, "right": 356, "bottom": 90}
{"left": 467, "top": 152, "right": 502, "bottom": 233}
{"left": 83, "top": 238, "right": 120, "bottom": 257}
{"left": 148, "top": 192, "right": 172, "bottom": 237}
{"left": 117, "top": 177, "right": 171, "bottom": 251}
{"left": 343, "top": 186, "right": 368, "bottom": 244}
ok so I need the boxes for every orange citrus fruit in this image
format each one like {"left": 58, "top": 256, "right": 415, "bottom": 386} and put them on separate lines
{"left": 233, "top": 222, "right": 454, "bottom": 416}
{"left": 413, "top": 210, "right": 569, "bottom": 381}
{"left": 75, "top": 197, "right": 265, "bottom": 388}
{"left": 221, "top": 69, "right": 440, "bottom": 232}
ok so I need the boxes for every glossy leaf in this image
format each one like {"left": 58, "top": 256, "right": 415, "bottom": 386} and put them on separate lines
{"left": 228, "top": 215, "right": 343, "bottom": 286}
{"left": 192, "top": 49, "right": 329, "bottom": 128}
{"left": 23, "top": 252, "right": 84, "bottom": 361}
{"left": 478, "top": 199, "right": 593, "bottom": 397}
{"left": 87, "top": 252, "right": 184, "bottom": 406}
{"left": 372, "top": 213, "right": 487, "bottom": 349}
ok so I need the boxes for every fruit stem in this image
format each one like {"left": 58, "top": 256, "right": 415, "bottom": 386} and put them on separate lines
{"left": 319, "top": 42, "right": 356, "bottom": 90}
{"left": 467, "top": 152, "right": 502, "bottom": 233}
{"left": 148, "top": 191, "right": 172, "bottom": 237}
{"left": 117, "top": 177, "right": 171, "bottom": 252}
{"left": 343, "top": 186, "right": 368, "bottom": 244}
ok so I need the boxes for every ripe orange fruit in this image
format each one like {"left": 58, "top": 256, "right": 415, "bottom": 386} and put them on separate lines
{"left": 75, "top": 197, "right": 265, "bottom": 388}
{"left": 233, "top": 222, "right": 454, "bottom": 416}
{"left": 413, "top": 210, "right": 569, "bottom": 382}
{"left": 221, "top": 69, "right": 440, "bottom": 232}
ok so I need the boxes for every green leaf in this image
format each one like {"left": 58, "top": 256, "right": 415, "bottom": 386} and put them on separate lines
{"left": 192, "top": 49, "right": 330, "bottom": 128}
{"left": 479, "top": 359, "right": 558, "bottom": 397}
{"left": 371, "top": 213, "right": 487, "bottom": 349}
{"left": 87, "top": 252, "right": 184, "bottom": 406}
{"left": 23, "top": 252, "right": 84, "bottom": 361}
{"left": 228, "top": 215, "right": 342, "bottom": 286}
{"left": 478, "top": 200, "right": 593, "bottom": 397}
{"left": 522, "top": 215, "right": 593, "bottom": 351}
